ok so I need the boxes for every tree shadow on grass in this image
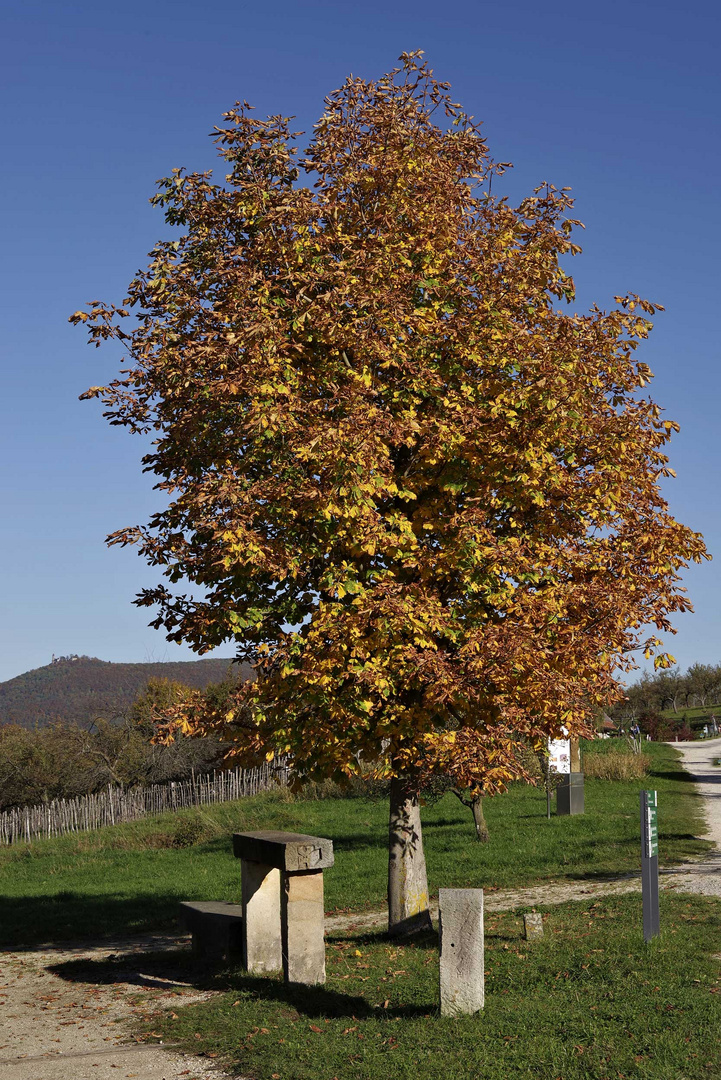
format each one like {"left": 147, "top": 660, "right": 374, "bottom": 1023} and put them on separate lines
{"left": 327, "top": 928, "right": 438, "bottom": 951}
{"left": 49, "top": 947, "right": 432, "bottom": 1020}
{"left": 0, "top": 891, "right": 187, "bottom": 950}
{"left": 649, "top": 769, "right": 698, "bottom": 783}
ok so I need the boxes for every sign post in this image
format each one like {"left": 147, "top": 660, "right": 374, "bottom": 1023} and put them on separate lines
{"left": 640, "top": 790, "right": 660, "bottom": 942}
{"left": 549, "top": 734, "right": 584, "bottom": 816}
{"left": 546, "top": 735, "right": 569, "bottom": 817}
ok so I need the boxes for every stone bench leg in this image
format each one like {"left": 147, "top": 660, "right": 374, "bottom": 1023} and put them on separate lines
{"left": 241, "top": 860, "right": 282, "bottom": 973}
{"left": 191, "top": 924, "right": 226, "bottom": 964}
{"left": 282, "top": 869, "right": 325, "bottom": 985}
{"left": 191, "top": 920, "right": 243, "bottom": 964}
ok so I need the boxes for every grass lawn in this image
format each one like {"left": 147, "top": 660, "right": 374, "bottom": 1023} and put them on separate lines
{"left": 0, "top": 741, "right": 711, "bottom": 949}
{"left": 658, "top": 704, "right": 721, "bottom": 736}
{"left": 660, "top": 705, "right": 721, "bottom": 721}
{"left": 88, "top": 891, "right": 721, "bottom": 1080}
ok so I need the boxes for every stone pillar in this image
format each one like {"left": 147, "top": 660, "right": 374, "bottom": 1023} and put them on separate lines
{"left": 241, "top": 860, "right": 282, "bottom": 973}
{"left": 439, "top": 888, "right": 484, "bottom": 1016}
{"left": 282, "top": 869, "right": 326, "bottom": 985}
{"left": 234, "top": 831, "right": 333, "bottom": 985}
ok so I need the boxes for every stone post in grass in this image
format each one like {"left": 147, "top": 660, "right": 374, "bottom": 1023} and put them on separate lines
{"left": 439, "top": 888, "right": 484, "bottom": 1015}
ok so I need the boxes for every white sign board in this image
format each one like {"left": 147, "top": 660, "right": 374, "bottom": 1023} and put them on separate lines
{"left": 548, "top": 737, "right": 571, "bottom": 774}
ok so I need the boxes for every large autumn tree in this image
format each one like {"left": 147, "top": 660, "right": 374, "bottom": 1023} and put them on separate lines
{"left": 74, "top": 53, "right": 707, "bottom": 935}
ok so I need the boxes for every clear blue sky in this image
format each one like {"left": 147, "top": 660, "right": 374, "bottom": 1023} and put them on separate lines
{"left": 1, "top": 0, "right": 718, "bottom": 683}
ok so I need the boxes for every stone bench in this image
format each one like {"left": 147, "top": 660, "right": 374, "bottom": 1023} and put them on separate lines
{"left": 179, "top": 900, "right": 244, "bottom": 964}
{"left": 233, "top": 830, "right": 334, "bottom": 986}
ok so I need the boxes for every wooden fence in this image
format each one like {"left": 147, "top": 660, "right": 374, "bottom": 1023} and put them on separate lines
{"left": 0, "top": 760, "right": 290, "bottom": 846}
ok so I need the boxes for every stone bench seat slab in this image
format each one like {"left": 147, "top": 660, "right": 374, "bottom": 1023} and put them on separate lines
{"left": 179, "top": 900, "right": 244, "bottom": 927}
{"left": 179, "top": 901, "right": 244, "bottom": 964}
{"left": 233, "top": 830, "right": 334, "bottom": 871}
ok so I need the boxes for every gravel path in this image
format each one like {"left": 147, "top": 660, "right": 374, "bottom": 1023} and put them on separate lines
{"left": 0, "top": 934, "right": 230, "bottom": 1080}
{"left": 660, "top": 737, "right": 721, "bottom": 897}
{"left": 3, "top": 739, "right": 721, "bottom": 1077}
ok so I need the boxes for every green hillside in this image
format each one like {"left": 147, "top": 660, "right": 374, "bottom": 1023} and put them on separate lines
{"left": 0, "top": 656, "right": 250, "bottom": 729}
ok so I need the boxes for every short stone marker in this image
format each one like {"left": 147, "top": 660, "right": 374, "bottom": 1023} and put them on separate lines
{"left": 179, "top": 900, "right": 244, "bottom": 963}
{"left": 234, "top": 830, "right": 334, "bottom": 986}
{"left": 523, "top": 911, "right": 544, "bottom": 940}
{"left": 438, "top": 888, "right": 484, "bottom": 1016}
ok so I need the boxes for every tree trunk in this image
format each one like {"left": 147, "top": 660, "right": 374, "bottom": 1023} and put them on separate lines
{"left": 470, "top": 795, "right": 490, "bottom": 843}
{"left": 388, "top": 777, "right": 432, "bottom": 937}
{"left": 569, "top": 739, "right": 581, "bottom": 773}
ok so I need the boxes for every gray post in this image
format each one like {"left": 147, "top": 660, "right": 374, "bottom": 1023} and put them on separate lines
{"left": 438, "top": 888, "right": 484, "bottom": 1015}
{"left": 640, "top": 790, "right": 660, "bottom": 942}
{"left": 556, "top": 772, "right": 585, "bottom": 815}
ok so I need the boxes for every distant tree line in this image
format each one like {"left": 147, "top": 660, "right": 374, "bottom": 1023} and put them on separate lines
{"left": 0, "top": 678, "right": 235, "bottom": 811}
{"left": 615, "top": 663, "right": 721, "bottom": 720}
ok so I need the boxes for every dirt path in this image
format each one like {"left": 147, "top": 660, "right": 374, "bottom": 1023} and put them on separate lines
{"left": 0, "top": 934, "right": 230, "bottom": 1080}
{"left": 661, "top": 737, "right": 721, "bottom": 897}
{"left": 3, "top": 740, "right": 721, "bottom": 1077}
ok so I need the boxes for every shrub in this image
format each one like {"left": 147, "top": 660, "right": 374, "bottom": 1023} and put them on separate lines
{"left": 583, "top": 751, "right": 650, "bottom": 781}
{"left": 639, "top": 710, "right": 694, "bottom": 742}
{"left": 169, "top": 812, "right": 213, "bottom": 848}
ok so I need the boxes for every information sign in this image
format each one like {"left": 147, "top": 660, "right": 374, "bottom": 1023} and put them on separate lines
{"left": 548, "top": 738, "right": 571, "bottom": 775}
{"left": 640, "top": 790, "right": 660, "bottom": 942}
{"left": 645, "top": 790, "right": 658, "bottom": 859}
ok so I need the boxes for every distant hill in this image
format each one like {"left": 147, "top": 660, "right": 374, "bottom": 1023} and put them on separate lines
{"left": 0, "top": 656, "right": 251, "bottom": 729}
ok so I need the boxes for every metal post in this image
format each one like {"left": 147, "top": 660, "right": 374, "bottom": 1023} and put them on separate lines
{"left": 640, "top": 790, "right": 660, "bottom": 942}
